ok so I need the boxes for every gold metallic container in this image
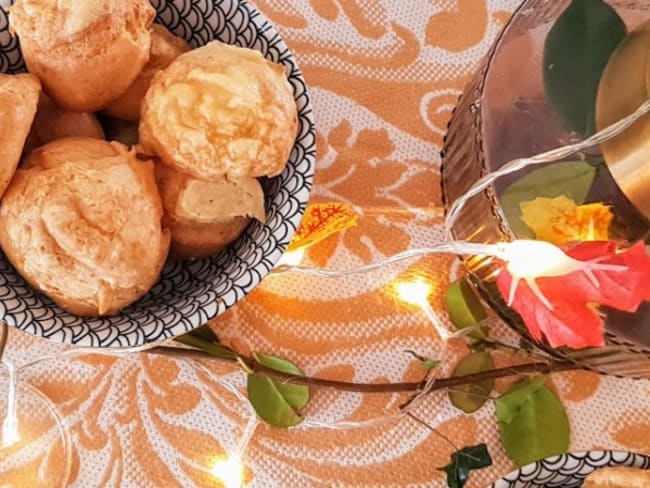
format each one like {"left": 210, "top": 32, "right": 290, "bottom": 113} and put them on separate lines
{"left": 597, "top": 21, "right": 650, "bottom": 220}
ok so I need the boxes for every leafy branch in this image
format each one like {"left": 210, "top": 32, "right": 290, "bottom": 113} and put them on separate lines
{"left": 151, "top": 333, "right": 579, "bottom": 488}
{"left": 152, "top": 263, "right": 588, "bottom": 488}
{"left": 149, "top": 341, "right": 581, "bottom": 394}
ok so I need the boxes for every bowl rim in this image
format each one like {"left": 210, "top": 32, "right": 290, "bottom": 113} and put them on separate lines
{"left": 490, "top": 450, "right": 650, "bottom": 487}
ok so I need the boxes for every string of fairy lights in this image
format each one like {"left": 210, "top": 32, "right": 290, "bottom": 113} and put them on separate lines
{"left": 1, "top": 97, "right": 649, "bottom": 487}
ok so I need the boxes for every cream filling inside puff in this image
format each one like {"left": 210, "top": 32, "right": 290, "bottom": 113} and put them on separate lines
{"left": 177, "top": 177, "right": 266, "bottom": 224}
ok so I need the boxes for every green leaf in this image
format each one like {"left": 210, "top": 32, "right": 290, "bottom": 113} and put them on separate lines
{"left": 543, "top": 0, "right": 626, "bottom": 136}
{"left": 247, "top": 354, "right": 310, "bottom": 428}
{"left": 405, "top": 350, "right": 441, "bottom": 370}
{"left": 495, "top": 377, "right": 547, "bottom": 423}
{"left": 438, "top": 444, "right": 493, "bottom": 488}
{"left": 247, "top": 375, "right": 304, "bottom": 428}
{"left": 444, "top": 280, "right": 488, "bottom": 339}
{"left": 189, "top": 325, "right": 220, "bottom": 343}
{"left": 448, "top": 352, "right": 495, "bottom": 414}
{"left": 495, "top": 377, "right": 570, "bottom": 466}
{"left": 174, "top": 334, "right": 237, "bottom": 361}
{"left": 422, "top": 360, "right": 440, "bottom": 370}
{"left": 254, "top": 353, "right": 309, "bottom": 410}
{"left": 469, "top": 341, "right": 488, "bottom": 353}
{"left": 254, "top": 353, "right": 303, "bottom": 376}
{"left": 500, "top": 161, "right": 597, "bottom": 238}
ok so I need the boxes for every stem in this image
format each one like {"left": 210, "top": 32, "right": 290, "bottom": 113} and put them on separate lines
{"left": 150, "top": 345, "right": 581, "bottom": 394}
{"left": 479, "top": 339, "right": 550, "bottom": 362}
{"left": 406, "top": 412, "right": 458, "bottom": 450}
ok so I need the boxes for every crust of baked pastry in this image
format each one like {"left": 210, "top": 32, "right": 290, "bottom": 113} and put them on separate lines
{"left": 0, "top": 137, "right": 170, "bottom": 316}
{"left": 583, "top": 466, "right": 650, "bottom": 488}
{"left": 24, "top": 94, "right": 105, "bottom": 154}
{"left": 140, "top": 40, "right": 298, "bottom": 180}
{"left": 168, "top": 218, "right": 251, "bottom": 260}
{"left": 9, "top": 0, "right": 155, "bottom": 111}
{"left": 104, "top": 24, "right": 190, "bottom": 121}
{"left": 155, "top": 162, "right": 265, "bottom": 260}
{"left": 0, "top": 73, "right": 41, "bottom": 198}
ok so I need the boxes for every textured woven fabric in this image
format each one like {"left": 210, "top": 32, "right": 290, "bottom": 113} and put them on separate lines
{"left": 2, "top": 1, "right": 650, "bottom": 487}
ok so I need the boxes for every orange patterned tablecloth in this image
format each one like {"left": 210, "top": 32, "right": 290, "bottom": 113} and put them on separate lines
{"left": 4, "top": 1, "right": 650, "bottom": 487}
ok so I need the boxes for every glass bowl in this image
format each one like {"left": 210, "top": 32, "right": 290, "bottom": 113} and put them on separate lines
{"left": 441, "top": 0, "right": 650, "bottom": 377}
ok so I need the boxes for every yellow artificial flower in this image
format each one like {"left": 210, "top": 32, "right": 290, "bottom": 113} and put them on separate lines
{"left": 520, "top": 195, "right": 613, "bottom": 245}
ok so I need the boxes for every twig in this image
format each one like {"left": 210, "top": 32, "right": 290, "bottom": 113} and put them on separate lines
{"left": 406, "top": 412, "right": 458, "bottom": 450}
{"left": 149, "top": 345, "right": 582, "bottom": 394}
{"left": 478, "top": 339, "right": 549, "bottom": 361}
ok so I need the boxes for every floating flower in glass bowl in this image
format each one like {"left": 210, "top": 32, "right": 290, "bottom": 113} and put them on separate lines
{"left": 442, "top": 0, "right": 650, "bottom": 377}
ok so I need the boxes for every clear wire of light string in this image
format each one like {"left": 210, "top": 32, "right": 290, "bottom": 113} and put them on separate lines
{"left": 273, "top": 97, "right": 650, "bottom": 279}
{"left": 2, "top": 98, "right": 649, "bottom": 475}
{"left": 1, "top": 335, "right": 259, "bottom": 485}
{"left": 268, "top": 97, "right": 650, "bottom": 431}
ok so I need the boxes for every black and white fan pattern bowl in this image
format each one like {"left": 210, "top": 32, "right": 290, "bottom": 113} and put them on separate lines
{"left": 491, "top": 451, "right": 650, "bottom": 488}
{"left": 0, "top": 0, "right": 315, "bottom": 347}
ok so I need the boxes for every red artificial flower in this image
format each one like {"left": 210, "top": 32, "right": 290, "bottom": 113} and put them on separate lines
{"left": 496, "top": 241, "right": 650, "bottom": 349}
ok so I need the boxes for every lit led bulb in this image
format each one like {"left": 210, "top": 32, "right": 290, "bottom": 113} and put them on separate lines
{"left": 210, "top": 455, "right": 244, "bottom": 488}
{"left": 396, "top": 278, "right": 432, "bottom": 307}
{"left": 396, "top": 278, "right": 452, "bottom": 340}
{"left": 494, "top": 240, "right": 627, "bottom": 309}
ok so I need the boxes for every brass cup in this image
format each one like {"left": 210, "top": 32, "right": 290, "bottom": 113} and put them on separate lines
{"left": 597, "top": 21, "right": 650, "bottom": 220}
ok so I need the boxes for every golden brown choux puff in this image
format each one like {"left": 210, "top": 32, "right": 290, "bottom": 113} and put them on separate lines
{"left": 0, "top": 137, "right": 171, "bottom": 316}
{"left": 140, "top": 41, "right": 297, "bottom": 181}
{"left": 24, "top": 94, "right": 105, "bottom": 154}
{"left": 155, "top": 162, "right": 265, "bottom": 260}
{"left": 583, "top": 467, "right": 650, "bottom": 488}
{"left": 9, "top": 0, "right": 155, "bottom": 111}
{"left": 104, "top": 24, "right": 190, "bottom": 121}
{"left": 0, "top": 73, "right": 40, "bottom": 198}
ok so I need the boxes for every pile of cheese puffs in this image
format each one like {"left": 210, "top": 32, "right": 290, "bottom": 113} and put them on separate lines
{"left": 0, "top": 0, "right": 297, "bottom": 316}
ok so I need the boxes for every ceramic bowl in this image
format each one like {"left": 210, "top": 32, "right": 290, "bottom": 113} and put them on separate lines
{"left": 0, "top": 0, "right": 315, "bottom": 347}
{"left": 491, "top": 451, "right": 650, "bottom": 488}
